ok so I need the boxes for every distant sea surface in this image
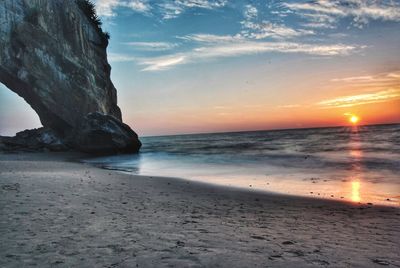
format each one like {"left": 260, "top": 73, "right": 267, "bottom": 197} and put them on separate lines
{"left": 85, "top": 124, "right": 400, "bottom": 206}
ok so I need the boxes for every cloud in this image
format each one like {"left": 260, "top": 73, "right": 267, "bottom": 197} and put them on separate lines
{"left": 243, "top": 4, "right": 258, "bottom": 20}
{"left": 240, "top": 4, "right": 314, "bottom": 40}
{"left": 331, "top": 75, "right": 375, "bottom": 82}
{"left": 331, "top": 70, "right": 400, "bottom": 85}
{"left": 157, "top": 2, "right": 184, "bottom": 19}
{"left": 317, "top": 89, "right": 400, "bottom": 108}
{"left": 241, "top": 21, "right": 315, "bottom": 39}
{"left": 159, "top": 0, "right": 227, "bottom": 19}
{"left": 94, "top": 0, "right": 227, "bottom": 19}
{"left": 108, "top": 53, "right": 136, "bottom": 62}
{"left": 284, "top": 0, "right": 400, "bottom": 29}
{"left": 124, "top": 0, "right": 150, "bottom": 13}
{"left": 123, "top": 41, "right": 177, "bottom": 51}
{"left": 94, "top": 0, "right": 150, "bottom": 17}
{"left": 388, "top": 72, "right": 400, "bottom": 79}
{"left": 138, "top": 35, "right": 363, "bottom": 71}
{"left": 140, "top": 55, "right": 186, "bottom": 71}
{"left": 180, "top": 34, "right": 242, "bottom": 43}
{"left": 174, "top": 0, "right": 227, "bottom": 9}
{"left": 278, "top": 71, "right": 400, "bottom": 109}
{"left": 299, "top": 13, "right": 338, "bottom": 29}
{"left": 278, "top": 104, "right": 302, "bottom": 108}
{"left": 301, "top": 22, "right": 335, "bottom": 29}
{"left": 192, "top": 41, "right": 359, "bottom": 57}
{"left": 94, "top": 0, "right": 119, "bottom": 17}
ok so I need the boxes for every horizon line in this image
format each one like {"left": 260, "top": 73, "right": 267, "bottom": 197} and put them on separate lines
{"left": 141, "top": 121, "right": 400, "bottom": 138}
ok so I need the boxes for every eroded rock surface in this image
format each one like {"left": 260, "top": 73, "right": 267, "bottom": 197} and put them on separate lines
{"left": 73, "top": 113, "right": 141, "bottom": 154}
{"left": 0, "top": 128, "right": 67, "bottom": 152}
{"left": 0, "top": 0, "right": 141, "bottom": 153}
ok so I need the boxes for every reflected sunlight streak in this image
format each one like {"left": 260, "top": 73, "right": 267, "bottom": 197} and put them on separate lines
{"left": 351, "top": 181, "right": 361, "bottom": 202}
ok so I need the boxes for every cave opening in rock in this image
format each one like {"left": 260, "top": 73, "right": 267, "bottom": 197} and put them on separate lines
{"left": 0, "top": 83, "right": 42, "bottom": 136}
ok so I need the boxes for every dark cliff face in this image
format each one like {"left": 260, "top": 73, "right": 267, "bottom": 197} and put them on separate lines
{"left": 0, "top": 0, "right": 141, "bottom": 154}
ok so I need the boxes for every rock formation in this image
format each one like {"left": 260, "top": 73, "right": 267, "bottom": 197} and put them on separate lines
{"left": 0, "top": 0, "right": 141, "bottom": 154}
{"left": 73, "top": 112, "right": 141, "bottom": 154}
{"left": 0, "top": 128, "right": 67, "bottom": 152}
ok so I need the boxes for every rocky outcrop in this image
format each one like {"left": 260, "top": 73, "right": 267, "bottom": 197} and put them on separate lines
{"left": 0, "top": 114, "right": 142, "bottom": 154}
{"left": 0, "top": 128, "right": 67, "bottom": 152}
{"left": 73, "top": 113, "right": 141, "bottom": 154}
{"left": 0, "top": 0, "right": 141, "bottom": 154}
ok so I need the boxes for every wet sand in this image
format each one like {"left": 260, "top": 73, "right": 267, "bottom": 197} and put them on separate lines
{"left": 0, "top": 153, "right": 399, "bottom": 267}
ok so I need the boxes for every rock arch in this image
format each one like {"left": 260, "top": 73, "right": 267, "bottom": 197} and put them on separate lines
{"left": 0, "top": 0, "right": 141, "bottom": 153}
{"left": 0, "top": 82, "right": 42, "bottom": 136}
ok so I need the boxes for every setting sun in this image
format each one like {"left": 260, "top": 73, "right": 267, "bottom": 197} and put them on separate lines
{"left": 350, "top": 115, "right": 359, "bottom": 124}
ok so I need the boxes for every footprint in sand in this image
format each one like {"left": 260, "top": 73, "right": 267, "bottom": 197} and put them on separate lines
{"left": 250, "top": 235, "right": 265, "bottom": 240}
{"left": 1, "top": 183, "right": 20, "bottom": 192}
{"left": 372, "top": 258, "right": 390, "bottom": 266}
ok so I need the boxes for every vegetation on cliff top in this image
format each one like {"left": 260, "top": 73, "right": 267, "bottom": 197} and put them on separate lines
{"left": 76, "top": 0, "right": 110, "bottom": 44}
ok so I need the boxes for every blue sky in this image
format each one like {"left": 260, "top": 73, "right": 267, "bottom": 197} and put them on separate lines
{"left": 102, "top": 0, "right": 400, "bottom": 69}
{"left": 1, "top": 0, "right": 400, "bottom": 136}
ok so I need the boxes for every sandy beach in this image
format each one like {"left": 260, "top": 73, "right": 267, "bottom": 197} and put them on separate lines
{"left": 0, "top": 153, "right": 399, "bottom": 267}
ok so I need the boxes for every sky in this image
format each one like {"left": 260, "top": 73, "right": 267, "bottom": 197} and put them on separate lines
{"left": 1, "top": 0, "right": 400, "bottom": 136}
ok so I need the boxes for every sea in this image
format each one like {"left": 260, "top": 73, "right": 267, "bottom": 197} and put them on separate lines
{"left": 84, "top": 124, "right": 400, "bottom": 206}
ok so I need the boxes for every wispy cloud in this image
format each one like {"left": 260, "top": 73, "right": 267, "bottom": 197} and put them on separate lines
{"left": 94, "top": 0, "right": 227, "bottom": 18}
{"left": 241, "top": 4, "right": 314, "bottom": 40}
{"left": 241, "top": 21, "right": 315, "bottom": 40}
{"left": 243, "top": 4, "right": 258, "bottom": 20}
{"left": 331, "top": 75, "right": 375, "bottom": 82}
{"left": 94, "top": 0, "right": 150, "bottom": 17}
{"left": 317, "top": 89, "right": 400, "bottom": 108}
{"left": 284, "top": 0, "right": 400, "bottom": 29}
{"left": 180, "top": 34, "right": 242, "bottom": 43}
{"left": 159, "top": 0, "right": 227, "bottom": 19}
{"left": 123, "top": 41, "right": 177, "bottom": 51}
{"left": 138, "top": 35, "right": 363, "bottom": 71}
{"left": 331, "top": 70, "right": 400, "bottom": 88}
{"left": 299, "top": 13, "right": 337, "bottom": 29}
{"left": 108, "top": 53, "right": 136, "bottom": 62}
{"left": 281, "top": 71, "right": 400, "bottom": 109}
{"left": 333, "top": 71, "right": 400, "bottom": 81}
{"left": 278, "top": 104, "right": 302, "bottom": 108}
{"left": 140, "top": 55, "right": 186, "bottom": 71}
{"left": 94, "top": 0, "right": 119, "bottom": 17}
{"left": 388, "top": 72, "right": 400, "bottom": 79}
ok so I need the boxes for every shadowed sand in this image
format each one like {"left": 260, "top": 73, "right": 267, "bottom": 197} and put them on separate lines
{"left": 0, "top": 153, "right": 399, "bottom": 267}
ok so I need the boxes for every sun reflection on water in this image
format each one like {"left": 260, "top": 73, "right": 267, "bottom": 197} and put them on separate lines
{"left": 351, "top": 180, "right": 361, "bottom": 202}
{"left": 349, "top": 127, "right": 362, "bottom": 203}
{"left": 349, "top": 148, "right": 362, "bottom": 158}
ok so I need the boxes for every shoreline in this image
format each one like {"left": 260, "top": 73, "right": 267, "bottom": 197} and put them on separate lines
{"left": 6, "top": 152, "right": 373, "bottom": 210}
{"left": 86, "top": 164, "right": 399, "bottom": 209}
{"left": 1, "top": 152, "right": 399, "bottom": 267}
{"left": 81, "top": 156, "right": 399, "bottom": 208}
